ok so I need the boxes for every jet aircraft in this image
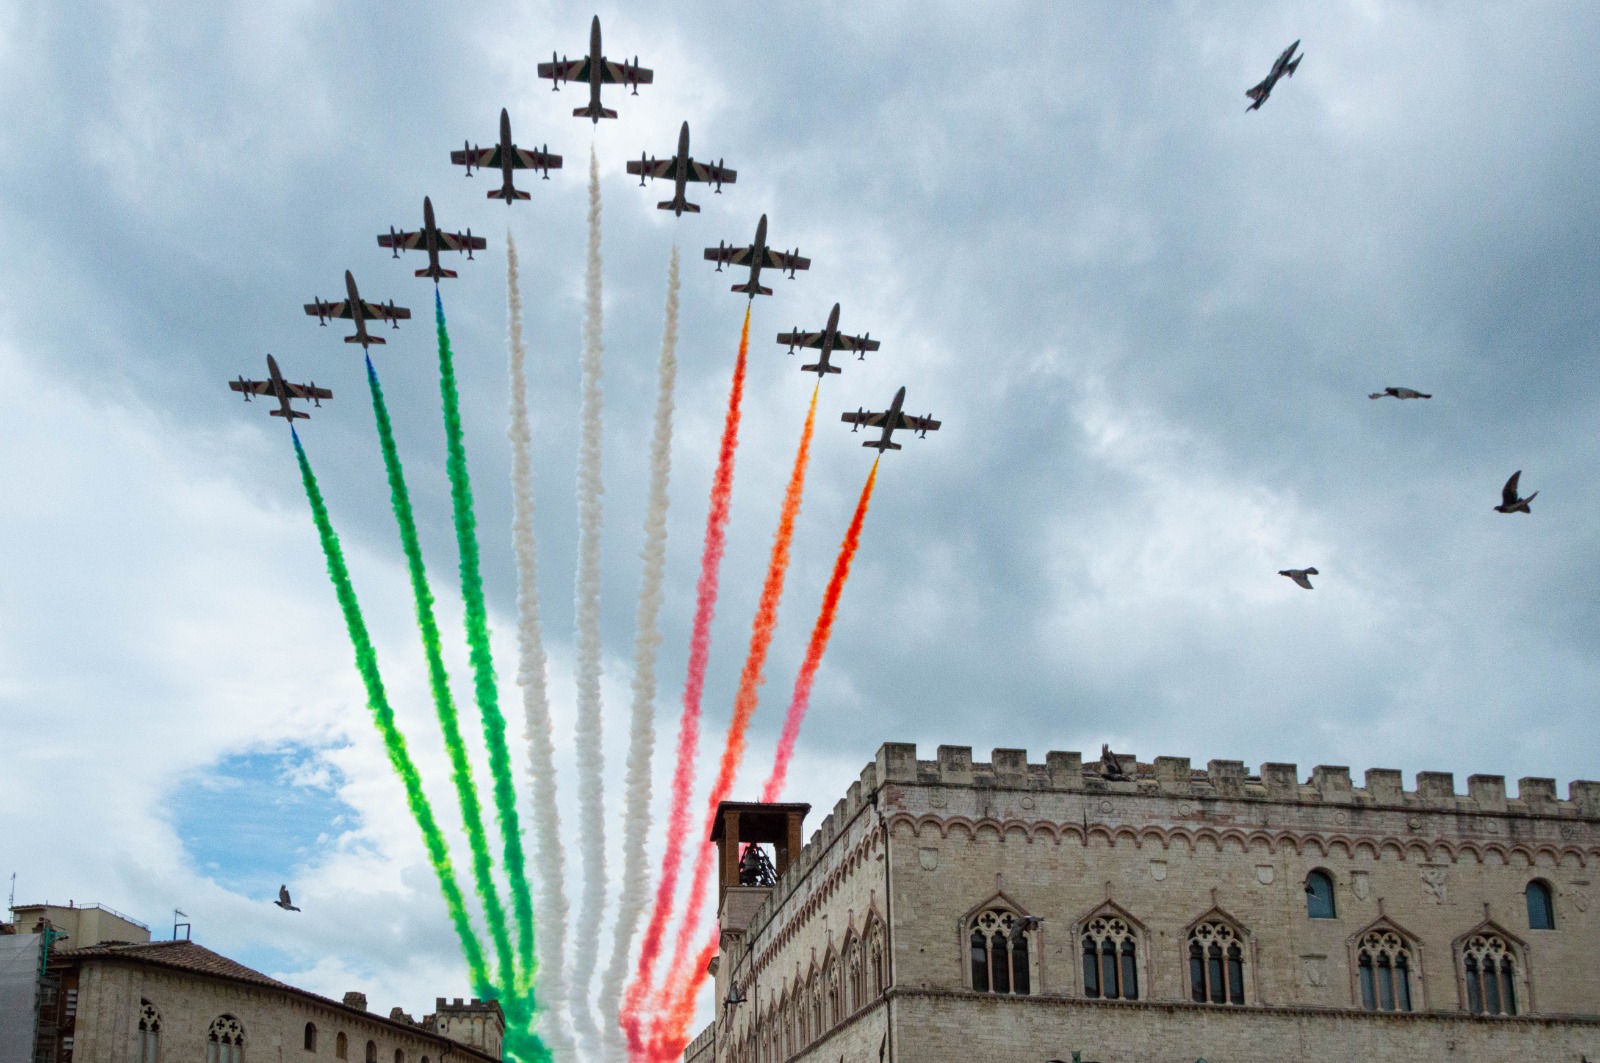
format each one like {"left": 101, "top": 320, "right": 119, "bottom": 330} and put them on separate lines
{"left": 841, "top": 386, "right": 940, "bottom": 452}
{"left": 626, "top": 122, "right": 736, "bottom": 215}
{"left": 304, "top": 271, "right": 410, "bottom": 350}
{"left": 451, "top": 109, "right": 562, "bottom": 203}
{"left": 1246, "top": 40, "right": 1302, "bottom": 111}
{"left": 378, "top": 197, "right": 487, "bottom": 282}
{"left": 1369, "top": 387, "right": 1431, "bottom": 400}
{"left": 229, "top": 354, "right": 331, "bottom": 421}
{"left": 537, "top": 16, "right": 653, "bottom": 123}
{"left": 776, "top": 303, "right": 880, "bottom": 376}
{"left": 705, "top": 214, "right": 810, "bottom": 298}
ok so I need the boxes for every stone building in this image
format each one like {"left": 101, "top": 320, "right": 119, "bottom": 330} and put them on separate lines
{"left": 692, "top": 743, "right": 1600, "bottom": 1063}
{"left": 36, "top": 939, "right": 502, "bottom": 1063}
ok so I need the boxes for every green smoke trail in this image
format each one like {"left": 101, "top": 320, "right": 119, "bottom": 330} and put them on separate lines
{"left": 365, "top": 356, "right": 516, "bottom": 994}
{"left": 433, "top": 292, "right": 538, "bottom": 988}
{"left": 288, "top": 428, "right": 490, "bottom": 995}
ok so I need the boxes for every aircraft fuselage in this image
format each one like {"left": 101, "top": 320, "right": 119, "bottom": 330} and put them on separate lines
{"left": 498, "top": 109, "right": 518, "bottom": 200}
{"left": 870, "top": 386, "right": 908, "bottom": 451}
{"left": 344, "top": 270, "right": 371, "bottom": 346}
{"left": 587, "top": 17, "right": 604, "bottom": 117}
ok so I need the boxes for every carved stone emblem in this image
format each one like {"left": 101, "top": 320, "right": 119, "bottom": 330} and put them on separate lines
{"left": 1421, "top": 865, "right": 1448, "bottom": 903}
{"left": 918, "top": 847, "right": 938, "bottom": 871}
{"left": 1301, "top": 955, "right": 1328, "bottom": 987}
{"left": 1351, "top": 871, "right": 1370, "bottom": 901}
{"left": 1571, "top": 888, "right": 1590, "bottom": 913}
{"left": 929, "top": 792, "right": 947, "bottom": 808}
{"left": 1149, "top": 860, "right": 1167, "bottom": 882}
{"left": 1256, "top": 865, "right": 1275, "bottom": 885}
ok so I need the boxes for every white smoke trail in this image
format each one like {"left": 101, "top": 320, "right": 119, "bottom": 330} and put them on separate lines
{"left": 569, "top": 145, "right": 608, "bottom": 1053}
{"left": 596, "top": 248, "right": 679, "bottom": 1062}
{"left": 506, "top": 232, "right": 577, "bottom": 1062}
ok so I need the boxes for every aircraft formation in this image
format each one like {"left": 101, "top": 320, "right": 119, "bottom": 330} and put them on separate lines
{"left": 229, "top": 12, "right": 939, "bottom": 453}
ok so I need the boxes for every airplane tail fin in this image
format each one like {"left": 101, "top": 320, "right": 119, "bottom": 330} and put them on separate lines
{"left": 419, "top": 266, "right": 459, "bottom": 279}
{"left": 271, "top": 408, "right": 310, "bottom": 420}
{"left": 801, "top": 362, "right": 842, "bottom": 375}
{"left": 660, "top": 200, "right": 700, "bottom": 213}
{"left": 488, "top": 187, "right": 532, "bottom": 201}
{"left": 733, "top": 282, "right": 774, "bottom": 297}
{"left": 1285, "top": 56, "right": 1301, "bottom": 77}
{"left": 866, "top": 440, "right": 902, "bottom": 451}
{"left": 345, "top": 334, "right": 384, "bottom": 345}
{"left": 575, "top": 105, "right": 618, "bottom": 120}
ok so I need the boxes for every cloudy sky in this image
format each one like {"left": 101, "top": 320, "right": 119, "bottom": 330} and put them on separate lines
{"left": 5, "top": 0, "right": 1600, "bottom": 1044}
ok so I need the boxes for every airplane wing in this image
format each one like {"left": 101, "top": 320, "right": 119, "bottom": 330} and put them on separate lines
{"left": 626, "top": 157, "right": 679, "bottom": 180}
{"left": 377, "top": 230, "right": 426, "bottom": 252}
{"left": 436, "top": 231, "right": 489, "bottom": 253}
{"left": 759, "top": 248, "right": 811, "bottom": 273}
{"left": 841, "top": 410, "right": 888, "bottom": 428}
{"left": 358, "top": 300, "right": 412, "bottom": 323}
{"left": 450, "top": 146, "right": 502, "bottom": 169}
{"left": 686, "top": 160, "right": 736, "bottom": 185}
{"left": 284, "top": 382, "right": 334, "bottom": 401}
{"left": 511, "top": 146, "right": 563, "bottom": 171}
{"left": 832, "top": 334, "right": 881, "bottom": 353}
{"left": 304, "top": 300, "right": 353, "bottom": 320}
{"left": 600, "top": 59, "right": 653, "bottom": 85}
{"left": 776, "top": 330, "right": 825, "bottom": 350}
{"left": 898, "top": 413, "right": 941, "bottom": 434}
{"left": 538, "top": 58, "right": 590, "bottom": 83}
{"left": 704, "top": 244, "right": 754, "bottom": 267}
{"left": 1246, "top": 80, "right": 1270, "bottom": 102}
{"left": 230, "top": 379, "right": 275, "bottom": 396}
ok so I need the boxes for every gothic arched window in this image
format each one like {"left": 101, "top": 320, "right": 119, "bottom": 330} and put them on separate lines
{"left": 867, "top": 920, "right": 887, "bottom": 998}
{"left": 138, "top": 1000, "right": 161, "bottom": 1063}
{"left": 303, "top": 1023, "right": 317, "bottom": 1052}
{"left": 1081, "top": 915, "right": 1138, "bottom": 1000}
{"left": 968, "top": 908, "right": 1034, "bottom": 995}
{"left": 808, "top": 972, "right": 821, "bottom": 1036}
{"left": 843, "top": 935, "right": 861, "bottom": 1013}
{"left": 335, "top": 1034, "right": 348, "bottom": 1060}
{"left": 1305, "top": 870, "right": 1337, "bottom": 919}
{"left": 1187, "top": 921, "right": 1246, "bottom": 1005}
{"left": 207, "top": 1016, "right": 245, "bottom": 1063}
{"left": 1462, "top": 933, "right": 1519, "bottom": 1016}
{"left": 1526, "top": 880, "right": 1555, "bottom": 930}
{"left": 1357, "top": 929, "right": 1415, "bottom": 1012}
{"left": 364, "top": 1041, "right": 376, "bottom": 1063}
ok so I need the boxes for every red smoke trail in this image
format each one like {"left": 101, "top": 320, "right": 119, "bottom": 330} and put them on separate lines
{"left": 762, "top": 457, "right": 879, "bottom": 800}
{"left": 648, "top": 384, "right": 821, "bottom": 1059}
{"left": 621, "top": 306, "right": 750, "bottom": 1058}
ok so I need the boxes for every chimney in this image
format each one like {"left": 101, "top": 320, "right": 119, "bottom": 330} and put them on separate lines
{"left": 343, "top": 992, "right": 368, "bottom": 1011}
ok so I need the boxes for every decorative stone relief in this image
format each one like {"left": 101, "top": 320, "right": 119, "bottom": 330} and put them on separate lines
{"left": 1571, "top": 886, "right": 1590, "bottom": 913}
{"left": 1256, "top": 865, "right": 1275, "bottom": 885}
{"left": 918, "top": 848, "right": 938, "bottom": 871}
{"left": 1020, "top": 796, "right": 1035, "bottom": 809}
{"left": 929, "top": 791, "right": 947, "bottom": 808}
{"left": 1149, "top": 860, "right": 1167, "bottom": 882}
{"left": 1300, "top": 954, "right": 1328, "bottom": 988}
{"left": 1351, "top": 871, "right": 1371, "bottom": 901}
{"left": 1099, "top": 800, "right": 1114, "bottom": 814}
{"left": 1421, "top": 864, "right": 1448, "bottom": 903}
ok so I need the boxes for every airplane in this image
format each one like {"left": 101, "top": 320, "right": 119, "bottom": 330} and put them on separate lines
{"left": 704, "top": 214, "right": 810, "bottom": 298}
{"left": 841, "top": 386, "right": 940, "bottom": 452}
{"left": 1368, "top": 387, "right": 1431, "bottom": 400}
{"left": 450, "top": 109, "right": 562, "bottom": 203}
{"left": 1246, "top": 40, "right": 1302, "bottom": 111}
{"left": 626, "top": 121, "right": 737, "bottom": 216}
{"left": 304, "top": 271, "right": 410, "bottom": 350}
{"left": 776, "top": 302, "right": 880, "bottom": 376}
{"left": 229, "top": 354, "right": 331, "bottom": 422}
{"left": 377, "top": 196, "right": 487, "bottom": 282}
{"left": 537, "top": 15, "right": 653, "bottom": 123}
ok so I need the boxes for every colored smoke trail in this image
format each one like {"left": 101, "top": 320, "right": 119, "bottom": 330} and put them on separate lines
{"left": 289, "top": 428, "right": 491, "bottom": 996}
{"left": 569, "top": 145, "right": 608, "bottom": 1049}
{"left": 763, "top": 457, "right": 880, "bottom": 801}
{"left": 650, "top": 384, "right": 820, "bottom": 1054}
{"left": 649, "top": 932, "right": 718, "bottom": 1063}
{"left": 506, "top": 234, "right": 576, "bottom": 1060}
{"left": 598, "top": 247, "right": 680, "bottom": 1063}
{"left": 436, "top": 292, "right": 538, "bottom": 991}
{"left": 366, "top": 356, "right": 514, "bottom": 994}
{"left": 621, "top": 306, "right": 751, "bottom": 1056}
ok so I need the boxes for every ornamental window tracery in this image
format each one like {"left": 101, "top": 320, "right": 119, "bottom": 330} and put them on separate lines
{"left": 1187, "top": 921, "right": 1246, "bottom": 1005}
{"left": 867, "top": 920, "right": 887, "bottom": 998}
{"left": 1462, "top": 933, "right": 1519, "bottom": 1016}
{"left": 138, "top": 1000, "right": 161, "bottom": 1063}
{"left": 1081, "top": 914, "right": 1139, "bottom": 1001}
{"left": 968, "top": 908, "right": 1034, "bottom": 995}
{"left": 207, "top": 1016, "right": 245, "bottom": 1063}
{"left": 1357, "top": 929, "right": 1415, "bottom": 1013}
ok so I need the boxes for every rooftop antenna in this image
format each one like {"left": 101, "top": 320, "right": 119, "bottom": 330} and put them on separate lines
{"left": 173, "top": 909, "right": 191, "bottom": 941}
{"left": 7, "top": 872, "right": 14, "bottom": 914}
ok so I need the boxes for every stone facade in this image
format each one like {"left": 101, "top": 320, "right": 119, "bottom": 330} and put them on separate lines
{"left": 42, "top": 941, "right": 501, "bottom": 1063}
{"left": 698, "top": 743, "right": 1600, "bottom": 1063}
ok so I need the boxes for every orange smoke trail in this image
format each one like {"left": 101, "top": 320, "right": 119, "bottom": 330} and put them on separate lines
{"left": 762, "top": 457, "right": 879, "bottom": 801}
{"left": 647, "top": 384, "right": 821, "bottom": 1059}
{"left": 621, "top": 307, "right": 750, "bottom": 1058}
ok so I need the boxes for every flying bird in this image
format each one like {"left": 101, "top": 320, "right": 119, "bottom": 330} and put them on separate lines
{"left": 274, "top": 885, "right": 301, "bottom": 912}
{"left": 1279, "top": 567, "right": 1318, "bottom": 589}
{"left": 1368, "top": 387, "right": 1431, "bottom": 400}
{"left": 1494, "top": 471, "right": 1537, "bottom": 514}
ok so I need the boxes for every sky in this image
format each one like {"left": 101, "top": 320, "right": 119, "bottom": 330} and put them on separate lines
{"left": 4, "top": 0, "right": 1600, "bottom": 1050}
